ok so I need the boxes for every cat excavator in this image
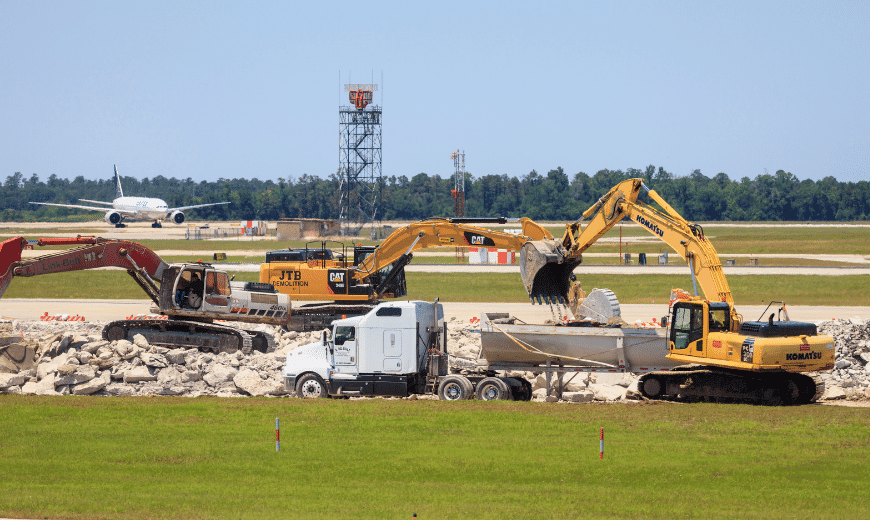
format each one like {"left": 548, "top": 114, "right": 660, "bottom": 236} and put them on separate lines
{"left": 259, "top": 217, "right": 553, "bottom": 326}
{"left": 519, "top": 178, "right": 834, "bottom": 404}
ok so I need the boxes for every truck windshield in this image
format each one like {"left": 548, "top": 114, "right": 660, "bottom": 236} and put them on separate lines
{"left": 334, "top": 326, "right": 355, "bottom": 346}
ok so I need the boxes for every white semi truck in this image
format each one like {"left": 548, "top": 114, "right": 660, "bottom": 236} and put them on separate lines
{"left": 283, "top": 300, "right": 534, "bottom": 401}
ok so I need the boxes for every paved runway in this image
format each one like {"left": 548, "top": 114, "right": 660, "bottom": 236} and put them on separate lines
{"left": 3, "top": 298, "right": 868, "bottom": 325}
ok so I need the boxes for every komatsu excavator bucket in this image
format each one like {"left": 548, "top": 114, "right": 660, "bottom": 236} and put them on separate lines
{"left": 519, "top": 239, "right": 582, "bottom": 304}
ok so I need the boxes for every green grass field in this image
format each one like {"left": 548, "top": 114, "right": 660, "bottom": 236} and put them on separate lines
{"left": 6, "top": 270, "right": 866, "bottom": 306}
{"left": 0, "top": 396, "right": 867, "bottom": 520}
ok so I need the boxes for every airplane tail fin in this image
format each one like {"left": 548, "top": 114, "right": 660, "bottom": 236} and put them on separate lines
{"left": 114, "top": 165, "right": 124, "bottom": 199}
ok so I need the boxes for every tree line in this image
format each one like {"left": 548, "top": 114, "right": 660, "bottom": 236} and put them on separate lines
{"left": 3, "top": 166, "right": 869, "bottom": 223}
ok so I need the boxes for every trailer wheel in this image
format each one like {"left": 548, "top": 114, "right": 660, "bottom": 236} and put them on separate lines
{"left": 476, "top": 377, "right": 512, "bottom": 401}
{"left": 505, "top": 377, "right": 532, "bottom": 401}
{"left": 296, "top": 373, "right": 327, "bottom": 399}
{"left": 438, "top": 375, "right": 472, "bottom": 401}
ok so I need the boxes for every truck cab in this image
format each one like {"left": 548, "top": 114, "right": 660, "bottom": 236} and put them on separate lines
{"left": 284, "top": 301, "right": 444, "bottom": 398}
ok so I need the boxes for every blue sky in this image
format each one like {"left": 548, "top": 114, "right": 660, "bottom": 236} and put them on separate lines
{"left": 2, "top": 1, "right": 868, "bottom": 185}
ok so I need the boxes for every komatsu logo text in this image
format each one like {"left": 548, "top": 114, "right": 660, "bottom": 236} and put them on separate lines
{"left": 786, "top": 352, "right": 822, "bottom": 361}
{"left": 635, "top": 215, "right": 664, "bottom": 237}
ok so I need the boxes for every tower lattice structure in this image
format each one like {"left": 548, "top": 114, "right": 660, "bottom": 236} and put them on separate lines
{"left": 451, "top": 149, "right": 465, "bottom": 217}
{"left": 339, "top": 83, "right": 382, "bottom": 234}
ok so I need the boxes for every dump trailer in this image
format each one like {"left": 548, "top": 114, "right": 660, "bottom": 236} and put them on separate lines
{"left": 283, "top": 300, "right": 533, "bottom": 401}
{"left": 0, "top": 235, "right": 292, "bottom": 353}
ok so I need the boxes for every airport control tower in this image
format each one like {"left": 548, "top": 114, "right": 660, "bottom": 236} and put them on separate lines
{"left": 339, "top": 83, "right": 382, "bottom": 235}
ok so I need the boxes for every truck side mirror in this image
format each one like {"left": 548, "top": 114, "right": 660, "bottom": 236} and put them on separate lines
{"left": 322, "top": 330, "right": 328, "bottom": 346}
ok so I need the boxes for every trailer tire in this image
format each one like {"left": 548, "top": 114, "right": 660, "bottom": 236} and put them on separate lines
{"left": 475, "top": 377, "right": 512, "bottom": 401}
{"left": 296, "top": 373, "right": 327, "bottom": 399}
{"left": 438, "top": 375, "right": 472, "bottom": 401}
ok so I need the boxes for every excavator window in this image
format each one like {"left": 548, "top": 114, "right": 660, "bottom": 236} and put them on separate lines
{"left": 672, "top": 306, "right": 692, "bottom": 350}
{"left": 709, "top": 306, "right": 729, "bottom": 332}
{"left": 206, "top": 271, "right": 230, "bottom": 296}
{"left": 671, "top": 303, "right": 705, "bottom": 350}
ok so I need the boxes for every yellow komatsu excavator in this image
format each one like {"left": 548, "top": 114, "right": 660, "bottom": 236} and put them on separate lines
{"left": 259, "top": 217, "right": 552, "bottom": 326}
{"left": 520, "top": 178, "right": 834, "bottom": 404}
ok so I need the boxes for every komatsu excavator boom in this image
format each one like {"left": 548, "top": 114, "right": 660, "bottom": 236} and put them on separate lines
{"left": 520, "top": 177, "right": 732, "bottom": 310}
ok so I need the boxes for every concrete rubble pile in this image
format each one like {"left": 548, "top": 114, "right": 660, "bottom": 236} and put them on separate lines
{"left": 0, "top": 321, "right": 314, "bottom": 398}
{"left": 817, "top": 318, "right": 870, "bottom": 401}
{"left": 1, "top": 317, "right": 868, "bottom": 403}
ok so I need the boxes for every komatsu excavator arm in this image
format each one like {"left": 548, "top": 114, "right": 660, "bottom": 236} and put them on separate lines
{"left": 351, "top": 217, "right": 553, "bottom": 295}
{"left": 520, "top": 178, "right": 735, "bottom": 322}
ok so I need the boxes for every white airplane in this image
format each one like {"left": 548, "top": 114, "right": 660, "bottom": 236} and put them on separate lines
{"left": 31, "top": 165, "right": 231, "bottom": 228}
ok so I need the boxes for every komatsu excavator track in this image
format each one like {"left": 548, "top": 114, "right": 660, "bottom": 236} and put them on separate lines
{"left": 638, "top": 366, "right": 824, "bottom": 405}
{"left": 103, "top": 319, "right": 269, "bottom": 355}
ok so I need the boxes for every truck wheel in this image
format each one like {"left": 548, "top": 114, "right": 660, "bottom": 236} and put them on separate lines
{"left": 476, "top": 377, "right": 512, "bottom": 401}
{"left": 296, "top": 374, "right": 327, "bottom": 399}
{"left": 438, "top": 375, "right": 472, "bottom": 401}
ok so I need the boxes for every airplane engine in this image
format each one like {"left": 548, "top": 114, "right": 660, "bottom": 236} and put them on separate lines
{"left": 104, "top": 211, "right": 122, "bottom": 225}
{"left": 171, "top": 211, "right": 185, "bottom": 225}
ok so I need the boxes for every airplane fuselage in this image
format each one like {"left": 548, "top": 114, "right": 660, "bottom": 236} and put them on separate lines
{"left": 112, "top": 196, "right": 170, "bottom": 220}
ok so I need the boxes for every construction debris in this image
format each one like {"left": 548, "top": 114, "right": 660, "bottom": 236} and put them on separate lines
{"left": 1, "top": 317, "right": 868, "bottom": 403}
